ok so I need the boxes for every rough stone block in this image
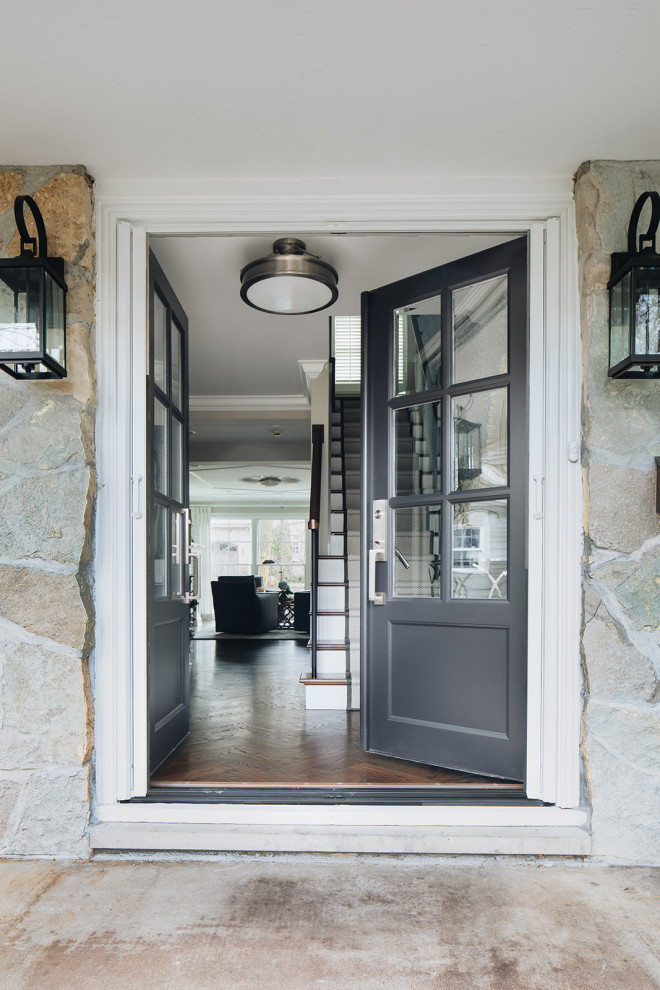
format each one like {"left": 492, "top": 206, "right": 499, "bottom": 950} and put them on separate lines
{"left": 65, "top": 277, "right": 95, "bottom": 326}
{"left": 587, "top": 462, "right": 658, "bottom": 553}
{"left": 583, "top": 610, "right": 657, "bottom": 703}
{"left": 3, "top": 766, "right": 90, "bottom": 857}
{"left": 0, "top": 642, "right": 89, "bottom": 767}
{"left": 0, "top": 566, "right": 88, "bottom": 650}
{"left": 0, "top": 468, "right": 91, "bottom": 565}
{"left": 52, "top": 323, "right": 96, "bottom": 404}
{"left": 0, "top": 778, "right": 23, "bottom": 855}
{"left": 0, "top": 172, "right": 22, "bottom": 216}
{"left": 596, "top": 544, "right": 660, "bottom": 633}
{"left": 0, "top": 383, "right": 29, "bottom": 432}
{"left": 0, "top": 394, "right": 84, "bottom": 472}
{"left": 586, "top": 703, "right": 660, "bottom": 863}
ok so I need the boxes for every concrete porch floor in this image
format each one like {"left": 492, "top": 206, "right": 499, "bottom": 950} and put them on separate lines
{"left": 0, "top": 858, "right": 658, "bottom": 989}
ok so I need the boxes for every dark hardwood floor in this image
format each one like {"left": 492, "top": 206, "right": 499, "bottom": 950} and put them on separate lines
{"left": 151, "top": 638, "right": 522, "bottom": 789}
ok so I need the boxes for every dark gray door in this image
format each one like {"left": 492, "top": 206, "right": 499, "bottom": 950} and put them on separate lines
{"left": 148, "top": 251, "right": 190, "bottom": 775}
{"left": 362, "top": 237, "right": 527, "bottom": 781}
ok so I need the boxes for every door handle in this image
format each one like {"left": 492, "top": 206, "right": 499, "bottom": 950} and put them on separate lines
{"left": 369, "top": 499, "right": 388, "bottom": 606}
{"left": 369, "top": 546, "right": 386, "bottom": 605}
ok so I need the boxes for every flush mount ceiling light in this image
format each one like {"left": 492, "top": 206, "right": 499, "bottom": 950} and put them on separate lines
{"left": 240, "top": 474, "right": 302, "bottom": 487}
{"left": 240, "top": 238, "right": 338, "bottom": 315}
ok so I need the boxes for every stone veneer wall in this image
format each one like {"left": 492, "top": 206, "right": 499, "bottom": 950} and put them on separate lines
{"left": 0, "top": 166, "right": 95, "bottom": 857}
{"left": 575, "top": 161, "right": 660, "bottom": 863}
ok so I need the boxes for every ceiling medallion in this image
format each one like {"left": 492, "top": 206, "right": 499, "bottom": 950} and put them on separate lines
{"left": 240, "top": 475, "right": 302, "bottom": 488}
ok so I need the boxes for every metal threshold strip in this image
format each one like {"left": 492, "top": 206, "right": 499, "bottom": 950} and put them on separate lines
{"left": 131, "top": 785, "right": 541, "bottom": 806}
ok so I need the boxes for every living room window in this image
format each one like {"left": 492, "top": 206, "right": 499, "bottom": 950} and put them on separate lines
{"left": 210, "top": 516, "right": 307, "bottom": 588}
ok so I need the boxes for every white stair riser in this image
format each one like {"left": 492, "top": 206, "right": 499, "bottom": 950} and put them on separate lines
{"left": 318, "top": 614, "right": 345, "bottom": 639}
{"left": 330, "top": 512, "right": 344, "bottom": 531}
{"left": 330, "top": 492, "right": 344, "bottom": 511}
{"left": 318, "top": 586, "right": 345, "bottom": 610}
{"left": 316, "top": 651, "right": 347, "bottom": 675}
{"left": 304, "top": 684, "right": 348, "bottom": 710}
{"left": 318, "top": 557, "right": 344, "bottom": 581}
{"left": 329, "top": 534, "right": 344, "bottom": 555}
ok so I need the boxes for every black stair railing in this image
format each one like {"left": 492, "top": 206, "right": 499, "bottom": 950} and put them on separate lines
{"left": 308, "top": 424, "right": 324, "bottom": 678}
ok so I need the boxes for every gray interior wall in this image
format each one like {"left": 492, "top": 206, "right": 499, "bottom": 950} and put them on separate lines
{"left": 575, "top": 161, "right": 660, "bottom": 863}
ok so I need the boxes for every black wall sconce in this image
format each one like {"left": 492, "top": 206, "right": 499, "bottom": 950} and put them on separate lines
{"left": 608, "top": 191, "right": 660, "bottom": 379}
{"left": 0, "top": 196, "right": 67, "bottom": 379}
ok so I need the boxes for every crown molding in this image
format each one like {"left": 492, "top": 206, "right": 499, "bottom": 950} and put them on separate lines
{"left": 298, "top": 359, "right": 327, "bottom": 398}
{"left": 189, "top": 394, "right": 309, "bottom": 413}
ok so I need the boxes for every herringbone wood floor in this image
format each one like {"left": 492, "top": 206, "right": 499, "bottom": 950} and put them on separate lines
{"left": 151, "top": 639, "right": 521, "bottom": 788}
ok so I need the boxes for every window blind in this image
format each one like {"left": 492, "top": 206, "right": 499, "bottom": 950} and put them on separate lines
{"left": 331, "top": 316, "right": 361, "bottom": 393}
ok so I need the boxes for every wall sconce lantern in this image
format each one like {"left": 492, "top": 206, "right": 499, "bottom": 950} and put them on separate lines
{"left": 608, "top": 191, "right": 660, "bottom": 379}
{"left": 0, "top": 196, "right": 67, "bottom": 380}
{"left": 240, "top": 238, "right": 338, "bottom": 315}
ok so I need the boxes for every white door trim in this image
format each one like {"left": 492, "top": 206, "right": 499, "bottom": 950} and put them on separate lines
{"left": 94, "top": 177, "right": 583, "bottom": 844}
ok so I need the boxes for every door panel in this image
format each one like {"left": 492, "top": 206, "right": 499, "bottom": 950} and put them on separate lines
{"left": 148, "top": 251, "right": 190, "bottom": 775}
{"left": 363, "top": 237, "right": 527, "bottom": 781}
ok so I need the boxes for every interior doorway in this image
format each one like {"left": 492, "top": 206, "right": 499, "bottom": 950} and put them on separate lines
{"left": 146, "top": 230, "right": 528, "bottom": 793}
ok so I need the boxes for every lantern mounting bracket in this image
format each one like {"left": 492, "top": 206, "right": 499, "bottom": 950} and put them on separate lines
{"left": 628, "top": 190, "right": 660, "bottom": 255}
{"left": 14, "top": 196, "right": 48, "bottom": 260}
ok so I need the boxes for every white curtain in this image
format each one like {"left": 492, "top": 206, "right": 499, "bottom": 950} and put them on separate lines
{"left": 190, "top": 505, "right": 213, "bottom": 620}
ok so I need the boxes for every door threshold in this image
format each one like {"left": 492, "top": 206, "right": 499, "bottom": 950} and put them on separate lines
{"left": 134, "top": 785, "right": 537, "bottom": 806}
{"left": 149, "top": 779, "right": 523, "bottom": 790}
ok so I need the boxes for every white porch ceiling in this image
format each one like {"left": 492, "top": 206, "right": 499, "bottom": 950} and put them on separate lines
{"left": 2, "top": 1, "right": 658, "bottom": 182}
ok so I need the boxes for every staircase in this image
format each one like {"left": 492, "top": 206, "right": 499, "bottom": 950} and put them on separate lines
{"left": 301, "top": 397, "right": 361, "bottom": 710}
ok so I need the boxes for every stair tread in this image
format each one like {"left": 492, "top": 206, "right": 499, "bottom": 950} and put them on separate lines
{"left": 300, "top": 673, "right": 348, "bottom": 685}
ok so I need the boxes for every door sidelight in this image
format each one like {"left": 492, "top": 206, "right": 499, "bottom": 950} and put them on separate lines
{"left": 369, "top": 499, "right": 388, "bottom": 605}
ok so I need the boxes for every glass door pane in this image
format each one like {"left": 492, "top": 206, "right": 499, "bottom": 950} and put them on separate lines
{"left": 452, "top": 274, "right": 507, "bottom": 384}
{"left": 394, "top": 294, "right": 442, "bottom": 395}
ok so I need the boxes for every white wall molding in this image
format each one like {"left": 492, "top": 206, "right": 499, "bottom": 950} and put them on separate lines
{"left": 298, "top": 359, "right": 327, "bottom": 399}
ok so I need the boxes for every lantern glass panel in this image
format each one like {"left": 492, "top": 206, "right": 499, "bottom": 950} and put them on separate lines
{"left": 44, "top": 271, "right": 65, "bottom": 368}
{"left": 633, "top": 266, "right": 660, "bottom": 355}
{"left": 0, "top": 267, "right": 41, "bottom": 354}
{"left": 609, "top": 270, "right": 632, "bottom": 368}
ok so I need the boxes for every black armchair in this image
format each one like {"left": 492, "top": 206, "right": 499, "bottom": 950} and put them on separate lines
{"left": 210, "top": 575, "right": 279, "bottom": 634}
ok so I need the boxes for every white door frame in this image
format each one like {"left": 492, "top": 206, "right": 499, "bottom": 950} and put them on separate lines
{"left": 92, "top": 178, "right": 586, "bottom": 854}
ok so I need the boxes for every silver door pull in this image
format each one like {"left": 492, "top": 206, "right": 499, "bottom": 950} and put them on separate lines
{"left": 369, "top": 499, "right": 388, "bottom": 606}
{"left": 369, "top": 546, "right": 386, "bottom": 605}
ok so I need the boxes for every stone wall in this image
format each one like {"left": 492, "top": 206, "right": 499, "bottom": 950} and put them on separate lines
{"left": 0, "top": 167, "right": 95, "bottom": 856}
{"left": 575, "top": 161, "right": 660, "bottom": 864}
